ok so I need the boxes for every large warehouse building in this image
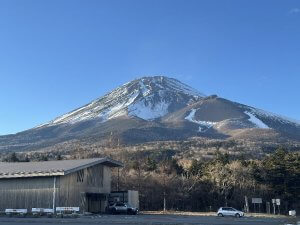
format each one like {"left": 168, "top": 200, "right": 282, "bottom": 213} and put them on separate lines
{"left": 0, "top": 157, "right": 122, "bottom": 213}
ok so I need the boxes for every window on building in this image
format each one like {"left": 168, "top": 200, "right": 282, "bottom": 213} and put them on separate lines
{"left": 86, "top": 165, "right": 103, "bottom": 187}
{"left": 77, "top": 170, "right": 84, "bottom": 182}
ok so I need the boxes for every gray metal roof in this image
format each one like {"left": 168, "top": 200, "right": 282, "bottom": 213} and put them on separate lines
{"left": 0, "top": 157, "right": 123, "bottom": 179}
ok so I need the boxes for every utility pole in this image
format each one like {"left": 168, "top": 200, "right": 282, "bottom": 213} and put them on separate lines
{"left": 266, "top": 202, "right": 270, "bottom": 214}
{"left": 52, "top": 177, "right": 56, "bottom": 212}
{"left": 163, "top": 191, "right": 166, "bottom": 212}
{"left": 244, "top": 196, "right": 249, "bottom": 213}
{"left": 117, "top": 168, "right": 120, "bottom": 191}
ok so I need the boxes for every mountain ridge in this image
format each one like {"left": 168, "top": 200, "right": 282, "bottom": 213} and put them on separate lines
{"left": 0, "top": 76, "right": 299, "bottom": 153}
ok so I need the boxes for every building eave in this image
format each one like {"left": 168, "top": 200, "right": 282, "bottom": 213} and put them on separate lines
{"left": 0, "top": 157, "right": 123, "bottom": 179}
{"left": 0, "top": 171, "right": 65, "bottom": 179}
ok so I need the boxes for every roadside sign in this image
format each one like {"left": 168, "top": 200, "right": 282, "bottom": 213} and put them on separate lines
{"left": 5, "top": 209, "right": 27, "bottom": 214}
{"left": 252, "top": 198, "right": 262, "bottom": 204}
{"left": 272, "top": 199, "right": 276, "bottom": 204}
{"left": 56, "top": 207, "right": 79, "bottom": 212}
{"left": 32, "top": 208, "right": 54, "bottom": 214}
{"left": 276, "top": 199, "right": 280, "bottom": 206}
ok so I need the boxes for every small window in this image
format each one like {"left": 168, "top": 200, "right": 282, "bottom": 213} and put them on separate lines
{"left": 77, "top": 170, "right": 84, "bottom": 182}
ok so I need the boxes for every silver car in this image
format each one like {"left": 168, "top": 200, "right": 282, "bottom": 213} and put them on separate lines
{"left": 217, "top": 207, "right": 244, "bottom": 218}
{"left": 107, "top": 202, "right": 139, "bottom": 215}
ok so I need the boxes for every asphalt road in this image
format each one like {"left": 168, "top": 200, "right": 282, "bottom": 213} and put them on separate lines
{"left": 0, "top": 214, "right": 298, "bottom": 225}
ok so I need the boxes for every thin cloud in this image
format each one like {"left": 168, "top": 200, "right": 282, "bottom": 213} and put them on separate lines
{"left": 289, "top": 8, "right": 300, "bottom": 14}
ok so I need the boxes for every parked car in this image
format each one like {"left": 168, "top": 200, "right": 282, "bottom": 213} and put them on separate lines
{"left": 106, "top": 202, "right": 139, "bottom": 215}
{"left": 217, "top": 207, "right": 244, "bottom": 218}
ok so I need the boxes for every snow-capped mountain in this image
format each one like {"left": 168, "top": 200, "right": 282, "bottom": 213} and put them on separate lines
{"left": 39, "top": 76, "right": 205, "bottom": 127}
{"left": 0, "top": 76, "right": 299, "bottom": 153}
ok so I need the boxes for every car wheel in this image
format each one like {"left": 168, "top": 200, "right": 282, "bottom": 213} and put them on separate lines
{"left": 112, "top": 208, "right": 117, "bottom": 215}
{"left": 218, "top": 213, "right": 223, "bottom": 217}
{"left": 235, "top": 213, "right": 240, "bottom": 218}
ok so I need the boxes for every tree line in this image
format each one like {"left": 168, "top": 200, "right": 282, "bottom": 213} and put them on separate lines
{"left": 114, "top": 148, "right": 300, "bottom": 213}
{"left": 2, "top": 147, "right": 299, "bottom": 214}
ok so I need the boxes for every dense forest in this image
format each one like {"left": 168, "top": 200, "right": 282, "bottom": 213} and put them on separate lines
{"left": 113, "top": 148, "right": 300, "bottom": 214}
{"left": 2, "top": 147, "right": 299, "bottom": 214}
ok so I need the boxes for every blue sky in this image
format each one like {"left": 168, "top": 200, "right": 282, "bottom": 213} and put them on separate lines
{"left": 0, "top": 0, "right": 299, "bottom": 135}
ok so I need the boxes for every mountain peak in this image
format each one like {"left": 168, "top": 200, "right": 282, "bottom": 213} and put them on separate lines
{"left": 128, "top": 75, "right": 206, "bottom": 98}
{"left": 39, "top": 76, "right": 205, "bottom": 127}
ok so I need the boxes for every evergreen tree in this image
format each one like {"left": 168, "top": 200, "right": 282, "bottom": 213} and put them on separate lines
{"left": 145, "top": 157, "right": 157, "bottom": 171}
{"left": 7, "top": 152, "right": 19, "bottom": 162}
{"left": 189, "top": 159, "right": 203, "bottom": 176}
{"left": 215, "top": 151, "right": 230, "bottom": 165}
{"left": 171, "top": 159, "right": 184, "bottom": 175}
{"left": 261, "top": 148, "right": 300, "bottom": 207}
{"left": 24, "top": 155, "right": 30, "bottom": 162}
{"left": 41, "top": 155, "right": 48, "bottom": 161}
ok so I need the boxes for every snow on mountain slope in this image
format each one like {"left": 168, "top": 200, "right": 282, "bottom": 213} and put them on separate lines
{"left": 160, "top": 95, "right": 300, "bottom": 139}
{"left": 244, "top": 112, "right": 269, "bottom": 129}
{"left": 185, "top": 109, "right": 216, "bottom": 132}
{"left": 248, "top": 108, "right": 300, "bottom": 127}
{"left": 38, "top": 76, "right": 205, "bottom": 128}
{"left": 128, "top": 99, "right": 169, "bottom": 120}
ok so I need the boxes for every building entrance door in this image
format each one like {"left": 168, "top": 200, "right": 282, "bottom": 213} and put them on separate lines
{"left": 86, "top": 193, "right": 106, "bottom": 213}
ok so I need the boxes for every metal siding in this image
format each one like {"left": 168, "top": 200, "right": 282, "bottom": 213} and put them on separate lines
{"left": 0, "top": 164, "right": 112, "bottom": 213}
{"left": 58, "top": 164, "right": 111, "bottom": 212}
{"left": 0, "top": 177, "right": 54, "bottom": 211}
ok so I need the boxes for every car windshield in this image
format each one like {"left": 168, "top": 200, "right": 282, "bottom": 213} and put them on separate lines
{"left": 116, "top": 203, "right": 125, "bottom": 206}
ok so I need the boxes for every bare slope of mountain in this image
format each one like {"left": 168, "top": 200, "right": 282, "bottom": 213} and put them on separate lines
{"left": 162, "top": 95, "right": 300, "bottom": 141}
{"left": 0, "top": 76, "right": 299, "bottom": 153}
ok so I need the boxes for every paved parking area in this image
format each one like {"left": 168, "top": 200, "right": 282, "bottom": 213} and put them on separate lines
{"left": 0, "top": 214, "right": 298, "bottom": 225}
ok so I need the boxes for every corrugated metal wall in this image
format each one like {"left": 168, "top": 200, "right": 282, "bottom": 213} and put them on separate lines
{"left": 0, "top": 176, "right": 55, "bottom": 211}
{"left": 0, "top": 164, "right": 112, "bottom": 213}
